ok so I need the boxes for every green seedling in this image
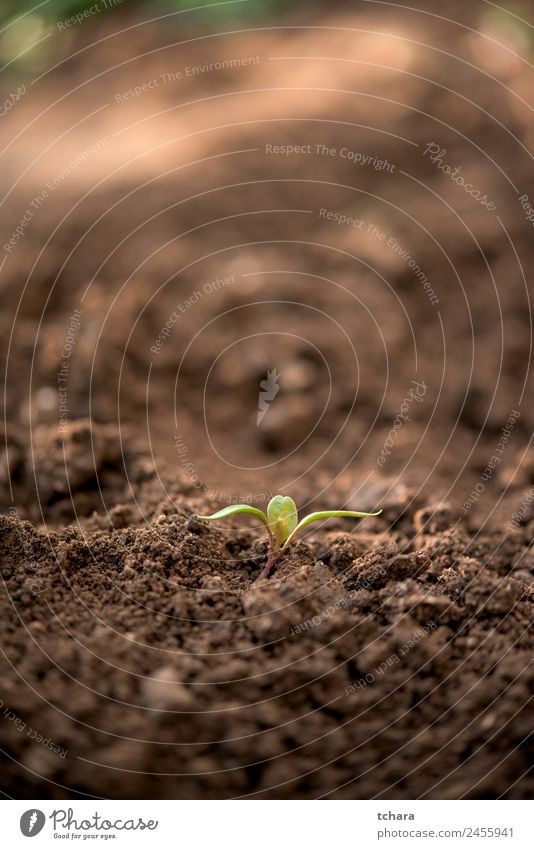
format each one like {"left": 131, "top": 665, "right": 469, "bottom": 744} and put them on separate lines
{"left": 197, "top": 494, "right": 381, "bottom": 578}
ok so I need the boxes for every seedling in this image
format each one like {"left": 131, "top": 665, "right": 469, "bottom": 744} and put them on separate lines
{"left": 197, "top": 495, "right": 381, "bottom": 578}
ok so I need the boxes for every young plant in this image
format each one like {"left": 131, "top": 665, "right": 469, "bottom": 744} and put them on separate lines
{"left": 197, "top": 495, "right": 380, "bottom": 578}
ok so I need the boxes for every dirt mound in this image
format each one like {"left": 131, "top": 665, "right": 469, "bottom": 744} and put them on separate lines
{"left": 1, "top": 443, "right": 533, "bottom": 798}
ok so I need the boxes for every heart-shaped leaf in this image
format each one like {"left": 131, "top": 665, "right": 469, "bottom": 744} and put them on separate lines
{"left": 267, "top": 495, "right": 298, "bottom": 549}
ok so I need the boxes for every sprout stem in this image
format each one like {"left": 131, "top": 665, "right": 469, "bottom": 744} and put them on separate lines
{"left": 260, "top": 531, "right": 278, "bottom": 578}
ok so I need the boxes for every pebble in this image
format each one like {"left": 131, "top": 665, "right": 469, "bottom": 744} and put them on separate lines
{"left": 141, "top": 665, "right": 194, "bottom": 710}
{"left": 414, "top": 502, "right": 456, "bottom": 534}
{"left": 282, "top": 359, "right": 317, "bottom": 392}
{"left": 259, "top": 396, "right": 315, "bottom": 450}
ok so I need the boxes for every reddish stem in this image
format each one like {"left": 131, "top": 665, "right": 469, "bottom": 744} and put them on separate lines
{"left": 259, "top": 531, "right": 278, "bottom": 578}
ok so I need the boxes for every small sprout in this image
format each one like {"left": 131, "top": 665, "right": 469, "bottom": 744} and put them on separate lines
{"left": 197, "top": 495, "right": 380, "bottom": 578}
{"left": 267, "top": 495, "right": 298, "bottom": 549}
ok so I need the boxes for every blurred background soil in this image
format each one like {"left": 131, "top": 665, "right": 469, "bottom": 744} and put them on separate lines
{"left": 0, "top": 0, "right": 533, "bottom": 799}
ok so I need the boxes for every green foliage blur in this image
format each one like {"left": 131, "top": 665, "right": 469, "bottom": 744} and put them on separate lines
{"left": 0, "top": 0, "right": 304, "bottom": 75}
{"left": 0, "top": 0, "right": 296, "bottom": 30}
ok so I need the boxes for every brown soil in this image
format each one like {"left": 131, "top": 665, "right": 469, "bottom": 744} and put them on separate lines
{"left": 1, "top": 0, "right": 534, "bottom": 799}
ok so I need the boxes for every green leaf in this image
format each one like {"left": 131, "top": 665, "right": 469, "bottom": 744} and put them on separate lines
{"left": 197, "top": 505, "right": 269, "bottom": 526}
{"left": 281, "top": 509, "right": 381, "bottom": 549}
{"left": 267, "top": 495, "right": 298, "bottom": 549}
